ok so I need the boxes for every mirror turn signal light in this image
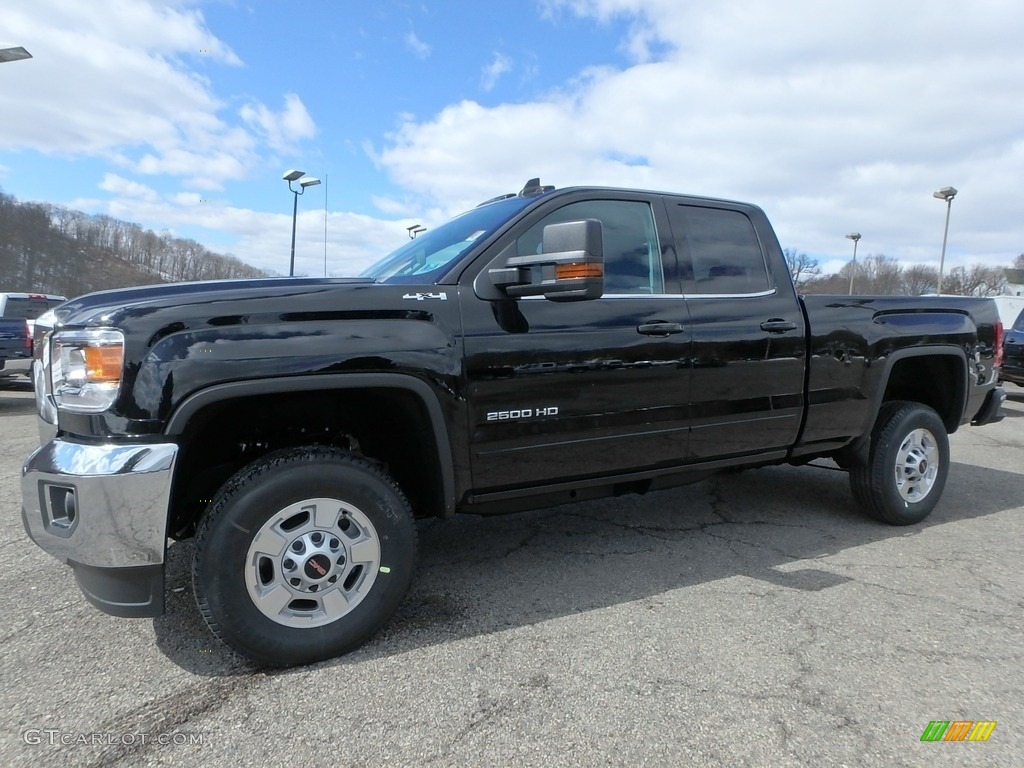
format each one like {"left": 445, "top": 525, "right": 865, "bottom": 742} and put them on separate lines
{"left": 554, "top": 263, "right": 604, "bottom": 280}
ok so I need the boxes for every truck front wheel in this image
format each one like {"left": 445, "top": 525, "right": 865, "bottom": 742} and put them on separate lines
{"left": 849, "top": 401, "right": 950, "bottom": 526}
{"left": 193, "top": 447, "right": 416, "bottom": 666}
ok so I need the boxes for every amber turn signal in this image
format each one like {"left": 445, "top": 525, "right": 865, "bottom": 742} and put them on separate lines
{"left": 554, "top": 263, "right": 603, "bottom": 280}
{"left": 84, "top": 345, "right": 124, "bottom": 382}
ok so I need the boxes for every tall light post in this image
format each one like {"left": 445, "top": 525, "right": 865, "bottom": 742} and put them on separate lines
{"left": 845, "top": 232, "right": 861, "bottom": 295}
{"left": 933, "top": 186, "right": 957, "bottom": 295}
{"left": 283, "top": 170, "right": 321, "bottom": 277}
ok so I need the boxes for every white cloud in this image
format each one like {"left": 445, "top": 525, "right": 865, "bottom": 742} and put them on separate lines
{"left": 76, "top": 187, "right": 411, "bottom": 277}
{"left": 98, "top": 173, "right": 160, "bottom": 202}
{"left": 240, "top": 93, "right": 317, "bottom": 153}
{"left": 3, "top": 2, "right": 224, "bottom": 153}
{"left": 375, "top": 0, "right": 1024, "bottom": 270}
{"left": 481, "top": 52, "right": 512, "bottom": 92}
{"left": 404, "top": 31, "right": 431, "bottom": 59}
{"left": 371, "top": 195, "right": 418, "bottom": 216}
{"left": 1, "top": 0, "right": 311, "bottom": 190}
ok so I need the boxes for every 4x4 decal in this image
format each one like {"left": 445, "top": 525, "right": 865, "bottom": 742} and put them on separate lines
{"left": 402, "top": 292, "right": 447, "bottom": 301}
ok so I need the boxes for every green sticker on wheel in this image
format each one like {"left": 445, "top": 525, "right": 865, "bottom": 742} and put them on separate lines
{"left": 379, "top": 566, "right": 391, "bottom": 574}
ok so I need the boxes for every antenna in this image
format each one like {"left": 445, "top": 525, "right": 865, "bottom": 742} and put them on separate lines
{"left": 323, "top": 173, "right": 328, "bottom": 277}
{"left": 519, "top": 177, "right": 555, "bottom": 196}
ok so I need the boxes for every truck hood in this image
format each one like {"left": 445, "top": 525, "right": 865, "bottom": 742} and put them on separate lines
{"left": 53, "top": 277, "right": 374, "bottom": 328}
{"left": 44, "top": 275, "right": 462, "bottom": 431}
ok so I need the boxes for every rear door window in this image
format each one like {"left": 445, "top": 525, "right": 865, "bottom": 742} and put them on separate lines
{"left": 669, "top": 205, "right": 771, "bottom": 295}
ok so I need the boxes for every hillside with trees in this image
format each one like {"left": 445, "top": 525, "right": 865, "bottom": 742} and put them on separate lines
{"left": 785, "top": 249, "right": 1021, "bottom": 296}
{"left": 0, "top": 189, "right": 268, "bottom": 299}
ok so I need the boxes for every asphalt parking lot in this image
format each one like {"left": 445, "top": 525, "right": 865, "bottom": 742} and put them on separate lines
{"left": 1, "top": 378, "right": 1021, "bottom": 768}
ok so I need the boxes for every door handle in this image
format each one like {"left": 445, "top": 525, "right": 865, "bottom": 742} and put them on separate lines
{"left": 637, "top": 322, "right": 685, "bottom": 336}
{"left": 760, "top": 319, "right": 798, "bottom": 333}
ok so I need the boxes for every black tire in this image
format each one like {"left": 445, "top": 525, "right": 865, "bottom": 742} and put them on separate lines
{"left": 849, "top": 401, "right": 949, "bottom": 525}
{"left": 193, "top": 447, "right": 416, "bottom": 667}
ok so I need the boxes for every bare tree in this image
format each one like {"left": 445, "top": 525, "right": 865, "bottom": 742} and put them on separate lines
{"left": 902, "top": 264, "right": 938, "bottom": 295}
{"left": 974, "top": 265, "right": 1008, "bottom": 295}
{"left": 859, "top": 254, "right": 903, "bottom": 294}
{"left": 942, "top": 264, "right": 1006, "bottom": 296}
{"left": 801, "top": 272, "right": 849, "bottom": 294}
{"left": 784, "top": 249, "right": 821, "bottom": 292}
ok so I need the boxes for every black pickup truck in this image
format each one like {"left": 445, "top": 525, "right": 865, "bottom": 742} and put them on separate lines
{"left": 22, "top": 181, "right": 1005, "bottom": 666}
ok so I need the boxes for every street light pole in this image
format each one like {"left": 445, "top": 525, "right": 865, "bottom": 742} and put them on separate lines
{"left": 933, "top": 186, "right": 957, "bottom": 295}
{"left": 283, "top": 170, "right": 321, "bottom": 277}
{"left": 845, "top": 233, "right": 861, "bottom": 295}
{"left": 289, "top": 187, "right": 300, "bottom": 277}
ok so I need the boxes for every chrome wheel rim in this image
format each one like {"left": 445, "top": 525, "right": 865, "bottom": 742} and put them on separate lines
{"left": 893, "top": 428, "right": 940, "bottom": 504}
{"left": 244, "top": 498, "right": 381, "bottom": 628}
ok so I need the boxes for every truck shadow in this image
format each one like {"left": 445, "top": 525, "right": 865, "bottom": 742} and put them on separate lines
{"left": 0, "top": 380, "right": 37, "bottom": 416}
{"left": 154, "top": 457, "right": 1024, "bottom": 676}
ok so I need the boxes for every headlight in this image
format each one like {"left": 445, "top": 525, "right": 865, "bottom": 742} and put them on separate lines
{"left": 51, "top": 328, "right": 125, "bottom": 413}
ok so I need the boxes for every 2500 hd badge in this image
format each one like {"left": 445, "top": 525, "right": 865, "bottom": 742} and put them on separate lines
{"left": 486, "top": 406, "right": 560, "bottom": 421}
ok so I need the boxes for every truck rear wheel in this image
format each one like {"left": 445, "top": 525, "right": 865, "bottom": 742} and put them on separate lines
{"left": 193, "top": 447, "right": 416, "bottom": 666}
{"left": 849, "top": 401, "right": 949, "bottom": 525}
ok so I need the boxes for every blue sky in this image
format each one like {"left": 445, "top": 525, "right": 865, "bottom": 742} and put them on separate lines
{"left": 2, "top": 0, "right": 1024, "bottom": 279}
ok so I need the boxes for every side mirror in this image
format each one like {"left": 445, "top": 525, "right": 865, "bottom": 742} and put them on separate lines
{"left": 489, "top": 219, "right": 604, "bottom": 301}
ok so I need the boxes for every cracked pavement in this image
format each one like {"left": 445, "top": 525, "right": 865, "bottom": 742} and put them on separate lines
{"left": 1, "top": 379, "right": 1022, "bottom": 767}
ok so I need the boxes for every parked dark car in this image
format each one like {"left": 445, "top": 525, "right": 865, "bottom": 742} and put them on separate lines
{"left": 1002, "top": 308, "right": 1024, "bottom": 386}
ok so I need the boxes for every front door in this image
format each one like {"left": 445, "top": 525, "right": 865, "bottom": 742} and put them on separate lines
{"left": 462, "top": 194, "right": 693, "bottom": 492}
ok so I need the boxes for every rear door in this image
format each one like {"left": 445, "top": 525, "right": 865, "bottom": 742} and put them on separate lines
{"left": 666, "top": 201, "right": 806, "bottom": 460}
{"left": 461, "top": 192, "right": 693, "bottom": 492}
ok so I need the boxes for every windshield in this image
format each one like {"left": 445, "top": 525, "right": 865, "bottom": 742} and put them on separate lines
{"left": 360, "top": 196, "right": 533, "bottom": 283}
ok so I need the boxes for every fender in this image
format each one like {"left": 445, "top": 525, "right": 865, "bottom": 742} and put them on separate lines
{"left": 165, "top": 373, "right": 457, "bottom": 517}
{"left": 843, "top": 345, "right": 968, "bottom": 465}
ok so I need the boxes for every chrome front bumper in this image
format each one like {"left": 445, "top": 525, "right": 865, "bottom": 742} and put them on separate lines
{"left": 21, "top": 439, "right": 178, "bottom": 617}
